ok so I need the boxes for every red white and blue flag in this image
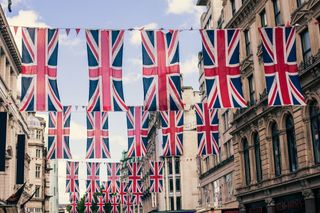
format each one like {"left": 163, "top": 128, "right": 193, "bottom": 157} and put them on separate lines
{"left": 69, "top": 192, "right": 78, "bottom": 213}
{"left": 86, "top": 162, "right": 100, "bottom": 193}
{"left": 96, "top": 196, "right": 105, "bottom": 213}
{"left": 101, "top": 182, "right": 110, "bottom": 203}
{"left": 110, "top": 196, "right": 120, "bottom": 213}
{"left": 133, "top": 190, "right": 143, "bottom": 205}
{"left": 118, "top": 182, "right": 127, "bottom": 205}
{"left": 126, "top": 106, "right": 149, "bottom": 158}
{"left": 47, "top": 106, "right": 72, "bottom": 159}
{"left": 86, "top": 30, "right": 127, "bottom": 112}
{"left": 66, "top": 161, "right": 79, "bottom": 193}
{"left": 124, "top": 195, "right": 134, "bottom": 213}
{"left": 106, "top": 163, "right": 121, "bottom": 193}
{"left": 259, "top": 27, "right": 305, "bottom": 106}
{"left": 200, "top": 29, "right": 246, "bottom": 108}
{"left": 141, "top": 30, "right": 184, "bottom": 111}
{"left": 86, "top": 111, "right": 110, "bottom": 159}
{"left": 159, "top": 111, "right": 184, "bottom": 156}
{"left": 20, "top": 27, "right": 62, "bottom": 112}
{"left": 127, "top": 162, "right": 142, "bottom": 194}
{"left": 84, "top": 193, "right": 93, "bottom": 213}
{"left": 194, "top": 103, "right": 219, "bottom": 156}
{"left": 149, "top": 161, "right": 164, "bottom": 193}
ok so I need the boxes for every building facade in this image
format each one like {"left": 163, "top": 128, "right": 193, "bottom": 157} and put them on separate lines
{"left": 198, "top": 0, "right": 320, "bottom": 213}
{"left": 140, "top": 86, "right": 201, "bottom": 212}
{"left": 25, "top": 114, "right": 51, "bottom": 213}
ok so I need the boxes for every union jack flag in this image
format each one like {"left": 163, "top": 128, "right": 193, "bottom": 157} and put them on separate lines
{"left": 118, "top": 182, "right": 127, "bottom": 205}
{"left": 141, "top": 30, "right": 184, "bottom": 111}
{"left": 84, "top": 193, "right": 93, "bottom": 213}
{"left": 133, "top": 190, "right": 143, "bottom": 205}
{"left": 66, "top": 161, "right": 79, "bottom": 193}
{"left": 194, "top": 103, "right": 219, "bottom": 156}
{"left": 96, "top": 196, "right": 105, "bottom": 213}
{"left": 259, "top": 27, "right": 305, "bottom": 106}
{"left": 69, "top": 192, "right": 78, "bottom": 213}
{"left": 149, "top": 161, "right": 164, "bottom": 193}
{"left": 110, "top": 196, "right": 120, "bottom": 213}
{"left": 86, "top": 30, "right": 127, "bottom": 112}
{"left": 200, "top": 29, "right": 246, "bottom": 108}
{"left": 86, "top": 111, "right": 110, "bottom": 159}
{"left": 126, "top": 106, "right": 149, "bottom": 158}
{"left": 106, "top": 163, "right": 121, "bottom": 193}
{"left": 47, "top": 106, "right": 72, "bottom": 159}
{"left": 20, "top": 27, "right": 62, "bottom": 112}
{"left": 159, "top": 111, "right": 184, "bottom": 156}
{"left": 127, "top": 162, "right": 142, "bottom": 194}
{"left": 86, "top": 162, "right": 100, "bottom": 193}
{"left": 124, "top": 195, "right": 134, "bottom": 213}
{"left": 101, "top": 182, "right": 110, "bottom": 203}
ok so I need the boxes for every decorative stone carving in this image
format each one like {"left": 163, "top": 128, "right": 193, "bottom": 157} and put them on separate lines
{"left": 265, "top": 198, "right": 275, "bottom": 206}
{"left": 303, "top": 189, "right": 315, "bottom": 200}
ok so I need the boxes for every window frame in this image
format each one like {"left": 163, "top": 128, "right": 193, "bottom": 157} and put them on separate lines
{"left": 260, "top": 9, "right": 267, "bottom": 27}
{"left": 285, "top": 115, "right": 298, "bottom": 172}
{"left": 242, "top": 138, "right": 251, "bottom": 185}
{"left": 253, "top": 133, "right": 262, "bottom": 182}
{"left": 309, "top": 101, "right": 320, "bottom": 164}
{"left": 244, "top": 30, "right": 251, "bottom": 56}
{"left": 273, "top": 0, "right": 282, "bottom": 26}
{"left": 300, "top": 29, "right": 312, "bottom": 62}
{"left": 271, "top": 122, "right": 282, "bottom": 176}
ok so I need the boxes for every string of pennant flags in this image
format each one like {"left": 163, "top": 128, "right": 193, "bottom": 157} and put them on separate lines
{"left": 7, "top": 22, "right": 319, "bottom": 210}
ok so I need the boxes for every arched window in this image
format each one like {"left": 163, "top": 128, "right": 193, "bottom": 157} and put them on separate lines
{"left": 309, "top": 101, "right": 320, "bottom": 164}
{"left": 285, "top": 115, "right": 298, "bottom": 172}
{"left": 271, "top": 122, "right": 281, "bottom": 176}
{"left": 242, "top": 138, "right": 251, "bottom": 185}
{"left": 253, "top": 133, "right": 262, "bottom": 182}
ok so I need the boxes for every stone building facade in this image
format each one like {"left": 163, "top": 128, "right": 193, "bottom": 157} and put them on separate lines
{"left": 139, "top": 86, "right": 201, "bottom": 212}
{"left": 198, "top": 0, "right": 320, "bottom": 213}
{"left": 25, "top": 114, "right": 51, "bottom": 213}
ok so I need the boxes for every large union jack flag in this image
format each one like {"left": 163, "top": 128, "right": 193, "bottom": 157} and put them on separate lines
{"left": 47, "top": 106, "right": 72, "bottom": 159}
{"left": 259, "top": 27, "right": 305, "bottom": 106}
{"left": 126, "top": 106, "right": 149, "bottom": 158}
{"left": 20, "top": 27, "right": 62, "bottom": 112}
{"left": 127, "top": 162, "right": 142, "bottom": 194}
{"left": 141, "top": 30, "right": 184, "bottom": 111}
{"left": 66, "top": 161, "right": 79, "bottom": 193}
{"left": 86, "top": 30, "right": 127, "bottom": 112}
{"left": 106, "top": 163, "right": 121, "bottom": 193}
{"left": 194, "top": 103, "right": 219, "bottom": 156}
{"left": 159, "top": 111, "right": 184, "bottom": 156}
{"left": 86, "top": 111, "right": 110, "bottom": 159}
{"left": 86, "top": 162, "right": 100, "bottom": 193}
{"left": 200, "top": 29, "right": 246, "bottom": 108}
{"left": 149, "top": 161, "right": 164, "bottom": 193}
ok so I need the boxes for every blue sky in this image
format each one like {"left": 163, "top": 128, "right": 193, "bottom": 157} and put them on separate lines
{"left": 2, "top": 0, "right": 205, "bottom": 203}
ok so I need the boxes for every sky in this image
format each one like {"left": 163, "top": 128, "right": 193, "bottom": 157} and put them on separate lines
{"left": 1, "top": 0, "right": 206, "bottom": 203}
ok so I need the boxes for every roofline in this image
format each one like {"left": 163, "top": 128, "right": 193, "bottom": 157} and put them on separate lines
{"left": 0, "top": 5, "right": 21, "bottom": 73}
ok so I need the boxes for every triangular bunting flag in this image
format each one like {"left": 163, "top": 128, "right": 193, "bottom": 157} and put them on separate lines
{"left": 75, "top": 28, "right": 80, "bottom": 35}
{"left": 65, "top": 28, "right": 71, "bottom": 36}
{"left": 13, "top": 26, "right": 18, "bottom": 35}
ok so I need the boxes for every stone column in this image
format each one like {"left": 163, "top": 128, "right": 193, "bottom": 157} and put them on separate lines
{"left": 303, "top": 189, "right": 316, "bottom": 213}
{"left": 265, "top": 198, "right": 275, "bottom": 213}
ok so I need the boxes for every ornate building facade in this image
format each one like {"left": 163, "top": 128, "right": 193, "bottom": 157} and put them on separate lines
{"left": 198, "top": 0, "right": 320, "bottom": 213}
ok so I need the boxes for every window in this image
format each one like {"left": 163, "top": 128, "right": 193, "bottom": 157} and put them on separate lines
{"left": 271, "top": 123, "right": 282, "bottom": 176}
{"left": 176, "top": 196, "right": 181, "bottom": 210}
{"left": 244, "top": 30, "right": 251, "bottom": 56}
{"left": 35, "top": 164, "right": 41, "bottom": 178}
{"left": 286, "top": 115, "right": 298, "bottom": 172}
{"left": 36, "top": 130, "right": 41, "bottom": 139}
{"left": 36, "top": 149, "right": 41, "bottom": 158}
{"left": 224, "top": 140, "right": 232, "bottom": 159}
{"left": 309, "top": 101, "right": 320, "bottom": 164}
{"left": 35, "top": 186, "right": 40, "bottom": 198}
{"left": 231, "top": 0, "right": 236, "bottom": 15}
{"left": 248, "top": 74, "right": 255, "bottom": 105}
{"left": 169, "top": 178, "right": 174, "bottom": 192}
{"left": 175, "top": 157, "right": 180, "bottom": 174}
{"left": 225, "top": 173, "right": 233, "bottom": 202}
{"left": 300, "top": 30, "right": 312, "bottom": 62}
{"left": 176, "top": 178, "right": 181, "bottom": 192}
{"left": 168, "top": 158, "right": 173, "bottom": 175}
{"left": 253, "top": 133, "right": 262, "bottom": 182}
{"left": 273, "top": 0, "right": 282, "bottom": 25}
{"left": 170, "top": 197, "right": 175, "bottom": 210}
{"left": 296, "top": 0, "right": 306, "bottom": 7}
{"left": 260, "top": 9, "right": 267, "bottom": 27}
{"left": 223, "top": 110, "right": 229, "bottom": 131}
{"left": 243, "top": 138, "right": 251, "bottom": 185}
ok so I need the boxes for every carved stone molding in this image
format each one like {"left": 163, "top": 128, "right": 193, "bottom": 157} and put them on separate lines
{"left": 265, "top": 198, "right": 275, "bottom": 206}
{"left": 303, "top": 189, "right": 315, "bottom": 200}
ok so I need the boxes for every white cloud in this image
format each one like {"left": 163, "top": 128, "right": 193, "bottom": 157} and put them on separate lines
{"left": 129, "top": 22, "right": 158, "bottom": 45}
{"left": 6, "top": 10, "right": 48, "bottom": 53}
{"left": 123, "top": 58, "right": 142, "bottom": 83}
{"left": 166, "top": 0, "right": 202, "bottom": 15}
{"left": 180, "top": 55, "right": 198, "bottom": 75}
{"left": 70, "top": 121, "right": 87, "bottom": 141}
